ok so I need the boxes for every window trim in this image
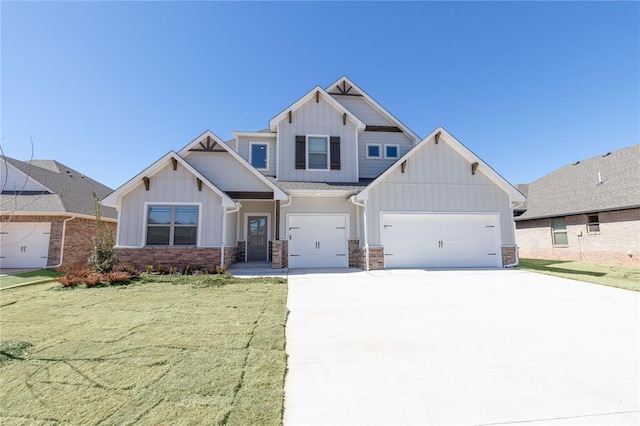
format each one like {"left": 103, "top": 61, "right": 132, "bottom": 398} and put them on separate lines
{"left": 366, "top": 143, "right": 382, "bottom": 159}
{"left": 249, "top": 142, "right": 269, "bottom": 171}
{"left": 587, "top": 214, "right": 600, "bottom": 234}
{"left": 143, "top": 202, "right": 202, "bottom": 247}
{"left": 551, "top": 217, "right": 568, "bottom": 247}
{"left": 384, "top": 144, "right": 400, "bottom": 159}
{"left": 306, "top": 134, "right": 330, "bottom": 171}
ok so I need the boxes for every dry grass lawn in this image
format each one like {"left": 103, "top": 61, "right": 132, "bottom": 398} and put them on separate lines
{"left": 0, "top": 275, "right": 288, "bottom": 425}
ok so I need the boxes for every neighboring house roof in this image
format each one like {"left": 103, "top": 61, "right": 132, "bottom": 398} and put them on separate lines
{"left": 101, "top": 150, "right": 237, "bottom": 208}
{"left": 326, "top": 76, "right": 421, "bottom": 144}
{"left": 355, "top": 127, "right": 526, "bottom": 204}
{"left": 515, "top": 144, "right": 640, "bottom": 221}
{"left": 176, "top": 130, "right": 288, "bottom": 201}
{"left": 1, "top": 156, "right": 117, "bottom": 219}
{"left": 268, "top": 86, "right": 366, "bottom": 132}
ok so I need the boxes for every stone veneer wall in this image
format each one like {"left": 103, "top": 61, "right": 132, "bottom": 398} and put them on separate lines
{"left": 237, "top": 241, "right": 246, "bottom": 263}
{"left": 115, "top": 246, "right": 237, "bottom": 272}
{"left": 362, "top": 246, "right": 384, "bottom": 270}
{"left": 348, "top": 240, "right": 361, "bottom": 268}
{"left": 0, "top": 215, "right": 116, "bottom": 269}
{"left": 501, "top": 246, "right": 517, "bottom": 267}
{"left": 271, "top": 240, "right": 288, "bottom": 269}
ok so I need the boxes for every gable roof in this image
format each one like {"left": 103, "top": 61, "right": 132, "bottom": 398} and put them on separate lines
{"left": 177, "top": 130, "right": 288, "bottom": 200}
{"left": 1, "top": 156, "right": 117, "bottom": 219}
{"left": 101, "top": 151, "right": 236, "bottom": 207}
{"left": 326, "top": 76, "right": 421, "bottom": 144}
{"left": 268, "top": 86, "right": 366, "bottom": 132}
{"left": 515, "top": 144, "right": 640, "bottom": 220}
{"left": 355, "top": 127, "right": 526, "bottom": 204}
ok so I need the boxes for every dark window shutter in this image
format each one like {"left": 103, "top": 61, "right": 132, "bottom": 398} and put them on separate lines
{"left": 330, "top": 136, "right": 341, "bottom": 170}
{"left": 295, "top": 135, "right": 306, "bottom": 169}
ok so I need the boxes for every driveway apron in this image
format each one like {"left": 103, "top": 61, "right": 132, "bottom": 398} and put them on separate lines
{"left": 283, "top": 269, "right": 640, "bottom": 425}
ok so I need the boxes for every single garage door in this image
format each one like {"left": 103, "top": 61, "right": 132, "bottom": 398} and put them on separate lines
{"left": 0, "top": 222, "right": 51, "bottom": 268}
{"left": 381, "top": 213, "right": 501, "bottom": 268}
{"left": 288, "top": 214, "right": 348, "bottom": 268}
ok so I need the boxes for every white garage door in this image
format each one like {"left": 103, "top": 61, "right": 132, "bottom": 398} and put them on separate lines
{"left": 288, "top": 214, "right": 348, "bottom": 268}
{"left": 381, "top": 213, "right": 501, "bottom": 268}
{"left": 0, "top": 222, "right": 51, "bottom": 268}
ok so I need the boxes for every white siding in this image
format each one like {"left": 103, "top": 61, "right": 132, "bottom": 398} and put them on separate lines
{"left": 0, "top": 162, "right": 48, "bottom": 193}
{"left": 331, "top": 95, "right": 394, "bottom": 126}
{"left": 280, "top": 196, "right": 358, "bottom": 240}
{"left": 277, "top": 97, "right": 358, "bottom": 182}
{"left": 359, "top": 132, "right": 414, "bottom": 179}
{"left": 236, "top": 136, "right": 277, "bottom": 177}
{"left": 366, "top": 141, "right": 516, "bottom": 246}
{"left": 118, "top": 162, "right": 224, "bottom": 247}
{"left": 184, "top": 152, "right": 272, "bottom": 192}
{"left": 224, "top": 210, "right": 237, "bottom": 247}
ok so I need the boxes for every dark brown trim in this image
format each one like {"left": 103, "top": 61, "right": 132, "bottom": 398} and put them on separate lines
{"left": 401, "top": 161, "right": 407, "bottom": 174}
{"left": 471, "top": 162, "right": 479, "bottom": 175}
{"left": 329, "top": 92, "right": 363, "bottom": 97}
{"left": 226, "top": 191, "right": 274, "bottom": 200}
{"left": 275, "top": 200, "right": 280, "bottom": 239}
{"left": 142, "top": 176, "right": 150, "bottom": 191}
{"left": 365, "top": 125, "right": 402, "bottom": 133}
{"left": 435, "top": 131, "right": 441, "bottom": 144}
{"left": 196, "top": 178, "right": 203, "bottom": 191}
{"left": 171, "top": 157, "right": 178, "bottom": 170}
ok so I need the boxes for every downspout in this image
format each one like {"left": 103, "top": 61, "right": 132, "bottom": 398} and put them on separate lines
{"left": 349, "top": 196, "right": 369, "bottom": 271}
{"left": 50, "top": 215, "right": 77, "bottom": 269}
{"left": 221, "top": 202, "right": 241, "bottom": 267}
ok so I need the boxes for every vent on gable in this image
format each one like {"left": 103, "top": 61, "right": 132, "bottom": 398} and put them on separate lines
{"left": 573, "top": 161, "right": 580, "bottom": 165}
{"left": 602, "top": 152, "right": 611, "bottom": 157}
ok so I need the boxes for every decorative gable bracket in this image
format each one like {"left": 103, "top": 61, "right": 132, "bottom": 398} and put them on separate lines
{"left": 471, "top": 162, "right": 479, "bottom": 175}
{"left": 142, "top": 176, "right": 150, "bottom": 191}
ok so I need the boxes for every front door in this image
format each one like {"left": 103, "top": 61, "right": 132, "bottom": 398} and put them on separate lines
{"left": 247, "top": 216, "right": 268, "bottom": 261}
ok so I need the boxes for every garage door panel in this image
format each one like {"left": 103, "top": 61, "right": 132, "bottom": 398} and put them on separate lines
{"left": 0, "top": 223, "right": 51, "bottom": 268}
{"left": 288, "top": 215, "right": 348, "bottom": 268}
{"left": 382, "top": 213, "right": 500, "bottom": 268}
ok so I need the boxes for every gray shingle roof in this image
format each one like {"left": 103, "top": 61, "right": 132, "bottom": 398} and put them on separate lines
{"left": 515, "top": 144, "right": 640, "bottom": 221}
{"left": 1, "top": 157, "right": 117, "bottom": 219}
{"left": 266, "top": 177, "right": 372, "bottom": 193}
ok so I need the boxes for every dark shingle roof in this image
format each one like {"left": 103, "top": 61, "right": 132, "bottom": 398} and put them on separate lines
{"left": 1, "top": 157, "right": 117, "bottom": 219}
{"left": 266, "top": 177, "right": 372, "bottom": 193}
{"left": 515, "top": 144, "right": 640, "bottom": 221}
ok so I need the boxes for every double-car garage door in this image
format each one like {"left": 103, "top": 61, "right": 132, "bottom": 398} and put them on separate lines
{"left": 381, "top": 213, "right": 502, "bottom": 268}
{"left": 0, "top": 223, "right": 51, "bottom": 268}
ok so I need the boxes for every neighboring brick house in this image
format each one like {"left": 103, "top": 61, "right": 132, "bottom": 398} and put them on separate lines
{"left": 103, "top": 77, "right": 525, "bottom": 271}
{"left": 514, "top": 144, "right": 639, "bottom": 265}
{"left": 0, "top": 157, "right": 117, "bottom": 269}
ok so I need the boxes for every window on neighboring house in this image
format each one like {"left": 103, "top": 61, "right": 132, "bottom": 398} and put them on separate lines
{"left": 587, "top": 214, "right": 600, "bottom": 233}
{"left": 250, "top": 143, "right": 268, "bottom": 170}
{"left": 551, "top": 217, "right": 568, "bottom": 246}
{"left": 147, "top": 205, "right": 199, "bottom": 246}
{"left": 307, "top": 136, "right": 328, "bottom": 170}
{"left": 385, "top": 144, "right": 399, "bottom": 159}
{"left": 366, "top": 144, "right": 381, "bottom": 159}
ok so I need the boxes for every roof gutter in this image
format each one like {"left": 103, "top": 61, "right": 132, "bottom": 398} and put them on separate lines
{"left": 349, "top": 196, "right": 369, "bottom": 271}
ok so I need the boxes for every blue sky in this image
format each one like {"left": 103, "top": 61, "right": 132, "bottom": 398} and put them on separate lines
{"left": 2, "top": 1, "right": 638, "bottom": 190}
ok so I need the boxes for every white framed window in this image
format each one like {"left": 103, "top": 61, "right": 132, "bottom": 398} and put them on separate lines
{"left": 366, "top": 144, "right": 381, "bottom": 159}
{"left": 307, "top": 135, "right": 329, "bottom": 170}
{"left": 250, "top": 142, "right": 269, "bottom": 170}
{"left": 384, "top": 144, "right": 400, "bottom": 159}
{"left": 146, "top": 204, "right": 199, "bottom": 246}
{"left": 587, "top": 214, "right": 600, "bottom": 233}
{"left": 551, "top": 217, "right": 568, "bottom": 246}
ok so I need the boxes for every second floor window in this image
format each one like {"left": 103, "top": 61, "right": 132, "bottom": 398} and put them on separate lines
{"left": 307, "top": 136, "right": 328, "bottom": 170}
{"left": 250, "top": 143, "right": 268, "bottom": 170}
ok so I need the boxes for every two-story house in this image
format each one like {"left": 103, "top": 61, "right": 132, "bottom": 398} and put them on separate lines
{"left": 102, "top": 77, "right": 525, "bottom": 270}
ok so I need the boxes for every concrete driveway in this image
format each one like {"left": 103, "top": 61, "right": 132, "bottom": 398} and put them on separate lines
{"left": 284, "top": 269, "right": 640, "bottom": 425}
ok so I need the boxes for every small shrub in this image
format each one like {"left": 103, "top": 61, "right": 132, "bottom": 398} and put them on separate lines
{"left": 106, "top": 271, "right": 133, "bottom": 284}
{"left": 215, "top": 265, "right": 226, "bottom": 275}
{"left": 183, "top": 264, "right": 191, "bottom": 275}
{"left": 146, "top": 265, "right": 154, "bottom": 274}
{"left": 83, "top": 273, "right": 104, "bottom": 288}
{"left": 169, "top": 266, "right": 177, "bottom": 275}
{"left": 157, "top": 264, "right": 165, "bottom": 274}
{"left": 114, "top": 264, "right": 139, "bottom": 277}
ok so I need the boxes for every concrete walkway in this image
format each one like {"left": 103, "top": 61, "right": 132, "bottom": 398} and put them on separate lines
{"left": 284, "top": 269, "right": 640, "bottom": 425}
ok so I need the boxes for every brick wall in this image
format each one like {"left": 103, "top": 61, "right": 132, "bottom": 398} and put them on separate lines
{"left": 237, "top": 241, "right": 246, "bottom": 262}
{"left": 348, "top": 240, "right": 361, "bottom": 268}
{"left": 1, "top": 215, "right": 116, "bottom": 269}
{"left": 115, "top": 247, "right": 224, "bottom": 271}
{"left": 501, "top": 246, "right": 517, "bottom": 267}
{"left": 515, "top": 208, "right": 639, "bottom": 265}
{"left": 271, "top": 240, "right": 288, "bottom": 269}
{"left": 368, "top": 246, "right": 384, "bottom": 270}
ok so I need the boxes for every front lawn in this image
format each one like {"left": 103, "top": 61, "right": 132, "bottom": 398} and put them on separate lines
{"left": 517, "top": 259, "right": 640, "bottom": 292}
{"left": 0, "top": 274, "right": 288, "bottom": 425}
{"left": 0, "top": 270, "right": 61, "bottom": 289}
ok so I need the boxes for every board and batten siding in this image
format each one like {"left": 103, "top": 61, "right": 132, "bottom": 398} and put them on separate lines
{"left": 279, "top": 196, "right": 358, "bottom": 240}
{"left": 366, "top": 141, "right": 516, "bottom": 246}
{"left": 359, "top": 131, "right": 414, "bottom": 179}
{"left": 277, "top": 97, "right": 358, "bottom": 182}
{"left": 236, "top": 136, "right": 277, "bottom": 177}
{"left": 330, "top": 94, "right": 395, "bottom": 127}
{"left": 184, "top": 152, "right": 272, "bottom": 192}
{"left": 117, "top": 163, "right": 224, "bottom": 247}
